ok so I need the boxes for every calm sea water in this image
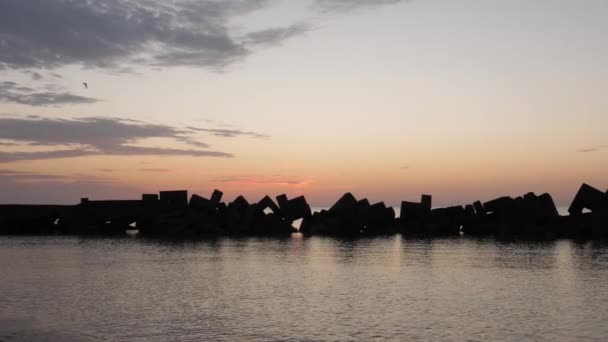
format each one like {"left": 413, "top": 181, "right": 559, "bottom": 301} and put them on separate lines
{"left": 1, "top": 235, "right": 608, "bottom": 342}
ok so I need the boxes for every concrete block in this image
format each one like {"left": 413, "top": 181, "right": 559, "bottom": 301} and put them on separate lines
{"left": 568, "top": 183, "right": 607, "bottom": 215}
{"left": 160, "top": 190, "right": 188, "bottom": 208}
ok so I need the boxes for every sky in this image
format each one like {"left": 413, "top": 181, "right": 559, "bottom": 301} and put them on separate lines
{"left": 0, "top": 0, "right": 607, "bottom": 208}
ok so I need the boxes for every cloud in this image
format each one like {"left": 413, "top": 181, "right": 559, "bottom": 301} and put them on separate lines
{"left": 0, "top": 169, "right": 111, "bottom": 184}
{"left": 0, "top": 0, "right": 412, "bottom": 73}
{"left": 187, "top": 127, "right": 270, "bottom": 139}
{"left": 0, "top": 116, "right": 240, "bottom": 162}
{"left": 243, "top": 24, "right": 312, "bottom": 47}
{"left": 0, "top": 0, "right": 310, "bottom": 71}
{"left": 579, "top": 145, "right": 608, "bottom": 153}
{"left": 0, "top": 81, "right": 100, "bottom": 106}
{"left": 25, "top": 70, "right": 43, "bottom": 80}
{"left": 0, "top": 169, "right": 72, "bottom": 181}
{"left": 137, "top": 168, "right": 171, "bottom": 172}
{"left": 216, "top": 175, "right": 311, "bottom": 186}
{"left": 314, "top": 0, "right": 410, "bottom": 12}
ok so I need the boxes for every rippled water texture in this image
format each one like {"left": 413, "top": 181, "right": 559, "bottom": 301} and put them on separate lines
{"left": 1, "top": 235, "right": 608, "bottom": 341}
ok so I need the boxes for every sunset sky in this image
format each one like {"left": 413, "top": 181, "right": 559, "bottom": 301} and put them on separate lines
{"left": 0, "top": 0, "right": 607, "bottom": 208}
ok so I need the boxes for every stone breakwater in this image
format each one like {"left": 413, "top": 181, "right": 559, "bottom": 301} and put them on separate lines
{"left": 0, "top": 183, "right": 607, "bottom": 238}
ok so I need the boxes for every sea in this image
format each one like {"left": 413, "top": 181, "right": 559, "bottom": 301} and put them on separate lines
{"left": 1, "top": 234, "right": 608, "bottom": 341}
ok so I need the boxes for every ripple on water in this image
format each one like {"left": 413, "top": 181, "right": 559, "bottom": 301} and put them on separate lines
{"left": 1, "top": 236, "right": 608, "bottom": 341}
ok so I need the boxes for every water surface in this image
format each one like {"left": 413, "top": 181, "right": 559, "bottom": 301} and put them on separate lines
{"left": 1, "top": 235, "right": 608, "bottom": 341}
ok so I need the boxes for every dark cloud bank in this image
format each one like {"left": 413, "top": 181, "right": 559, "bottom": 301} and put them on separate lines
{"left": 0, "top": 0, "right": 410, "bottom": 106}
{"left": 0, "top": 116, "right": 268, "bottom": 162}
{"left": 0, "top": 0, "right": 408, "bottom": 71}
{"left": 0, "top": 81, "right": 99, "bottom": 106}
{"left": 0, "top": 0, "right": 305, "bottom": 70}
{"left": 0, "top": 1, "right": 407, "bottom": 161}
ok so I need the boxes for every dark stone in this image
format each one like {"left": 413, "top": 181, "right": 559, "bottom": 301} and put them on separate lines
{"left": 330, "top": 193, "right": 358, "bottom": 215}
{"left": 363, "top": 202, "right": 396, "bottom": 234}
{"left": 275, "top": 194, "right": 312, "bottom": 221}
{"left": 230, "top": 195, "right": 250, "bottom": 208}
{"left": 400, "top": 201, "right": 425, "bottom": 221}
{"left": 483, "top": 197, "right": 514, "bottom": 216}
{"left": 464, "top": 204, "right": 476, "bottom": 217}
{"left": 286, "top": 196, "right": 312, "bottom": 220}
{"left": 160, "top": 190, "right": 188, "bottom": 208}
{"left": 211, "top": 190, "right": 223, "bottom": 205}
{"left": 142, "top": 194, "right": 158, "bottom": 202}
{"left": 258, "top": 195, "right": 281, "bottom": 214}
{"left": 473, "top": 201, "right": 486, "bottom": 215}
{"left": 276, "top": 194, "right": 289, "bottom": 212}
{"left": 421, "top": 195, "right": 432, "bottom": 211}
{"left": 189, "top": 194, "right": 218, "bottom": 212}
{"left": 358, "top": 198, "right": 370, "bottom": 207}
{"left": 535, "top": 193, "right": 559, "bottom": 218}
{"left": 568, "top": 183, "right": 608, "bottom": 215}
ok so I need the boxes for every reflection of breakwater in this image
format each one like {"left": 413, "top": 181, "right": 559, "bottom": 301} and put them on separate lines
{"left": 0, "top": 183, "right": 606, "bottom": 238}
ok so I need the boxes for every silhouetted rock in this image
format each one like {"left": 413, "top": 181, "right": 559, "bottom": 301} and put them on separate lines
{"left": 276, "top": 194, "right": 289, "bottom": 213}
{"left": 278, "top": 195, "right": 312, "bottom": 221}
{"left": 464, "top": 204, "right": 476, "bottom": 217}
{"left": 2, "top": 182, "right": 607, "bottom": 239}
{"left": 189, "top": 194, "right": 218, "bottom": 212}
{"left": 473, "top": 201, "right": 486, "bottom": 215}
{"left": 421, "top": 194, "right": 432, "bottom": 211}
{"left": 483, "top": 196, "right": 514, "bottom": 216}
{"left": 330, "top": 193, "right": 358, "bottom": 215}
{"left": 160, "top": 190, "right": 188, "bottom": 208}
{"left": 568, "top": 183, "right": 608, "bottom": 215}
{"left": 362, "top": 202, "right": 396, "bottom": 235}
{"left": 399, "top": 195, "right": 434, "bottom": 234}
{"left": 300, "top": 193, "right": 373, "bottom": 235}
{"left": 211, "top": 190, "right": 223, "bottom": 205}
{"left": 258, "top": 195, "right": 281, "bottom": 214}
{"left": 399, "top": 202, "right": 425, "bottom": 221}
{"left": 142, "top": 194, "right": 158, "bottom": 202}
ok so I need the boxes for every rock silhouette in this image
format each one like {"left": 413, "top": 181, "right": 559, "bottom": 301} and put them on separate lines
{"left": 1, "top": 183, "right": 607, "bottom": 238}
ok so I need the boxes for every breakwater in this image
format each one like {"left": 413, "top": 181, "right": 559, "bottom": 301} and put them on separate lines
{"left": 0, "top": 183, "right": 606, "bottom": 238}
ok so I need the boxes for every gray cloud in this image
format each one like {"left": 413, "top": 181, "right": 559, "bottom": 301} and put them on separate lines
{"left": 314, "top": 0, "right": 410, "bottom": 12}
{"left": 216, "top": 175, "right": 310, "bottom": 186}
{"left": 0, "top": 0, "right": 310, "bottom": 71}
{"left": 25, "top": 70, "right": 43, "bottom": 80}
{"left": 579, "top": 145, "right": 608, "bottom": 153}
{"left": 195, "top": 118, "right": 234, "bottom": 128}
{"left": 187, "top": 126, "right": 270, "bottom": 139}
{"left": 0, "top": 0, "right": 411, "bottom": 73}
{"left": 0, "top": 81, "right": 100, "bottom": 106}
{"left": 0, "top": 169, "right": 72, "bottom": 181}
{"left": 243, "top": 24, "right": 312, "bottom": 48}
{"left": 0, "top": 116, "right": 240, "bottom": 162}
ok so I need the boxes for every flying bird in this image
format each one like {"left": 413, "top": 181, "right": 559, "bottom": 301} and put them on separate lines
{"left": 82, "top": 82, "right": 88, "bottom": 89}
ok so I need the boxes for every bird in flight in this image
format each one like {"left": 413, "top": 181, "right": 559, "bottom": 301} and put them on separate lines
{"left": 82, "top": 82, "right": 88, "bottom": 89}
